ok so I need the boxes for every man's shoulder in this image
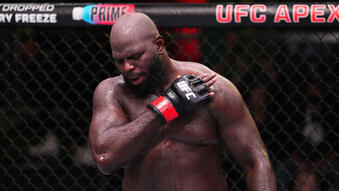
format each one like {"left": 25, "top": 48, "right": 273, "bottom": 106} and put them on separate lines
{"left": 173, "top": 59, "right": 239, "bottom": 100}
{"left": 210, "top": 75, "right": 244, "bottom": 115}
{"left": 174, "top": 60, "right": 212, "bottom": 76}
{"left": 97, "top": 75, "right": 123, "bottom": 88}
{"left": 94, "top": 75, "right": 124, "bottom": 96}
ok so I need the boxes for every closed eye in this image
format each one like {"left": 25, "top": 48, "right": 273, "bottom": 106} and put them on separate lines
{"left": 128, "top": 52, "right": 143, "bottom": 60}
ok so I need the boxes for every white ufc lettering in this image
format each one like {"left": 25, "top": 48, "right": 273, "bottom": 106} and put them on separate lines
{"left": 176, "top": 81, "right": 197, "bottom": 100}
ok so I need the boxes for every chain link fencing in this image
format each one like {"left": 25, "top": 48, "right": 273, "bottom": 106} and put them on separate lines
{"left": 1, "top": 26, "right": 339, "bottom": 190}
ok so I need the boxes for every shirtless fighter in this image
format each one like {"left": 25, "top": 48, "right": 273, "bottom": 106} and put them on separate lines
{"left": 89, "top": 12, "right": 276, "bottom": 191}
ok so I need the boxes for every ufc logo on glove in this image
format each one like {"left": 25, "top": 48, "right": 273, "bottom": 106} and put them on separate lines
{"left": 149, "top": 75, "right": 210, "bottom": 124}
{"left": 176, "top": 81, "right": 197, "bottom": 100}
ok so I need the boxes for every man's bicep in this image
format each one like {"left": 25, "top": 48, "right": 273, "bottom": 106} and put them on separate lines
{"left": 212, "top": 80, "right": 265, "bottom": 171}
{"left": 91, "top": 80, "right": 128, "bottom": 128}
{"left": 89, "top": 84, "right": 128, "bottom": 150}
{"left": 91, "top": 105, "right": 128, "bottom": 131}
{"left": 218, "top": 107, "right": 263, "bottom": 171}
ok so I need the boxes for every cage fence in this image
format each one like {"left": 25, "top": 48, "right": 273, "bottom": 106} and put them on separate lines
{"left": 1, "top": 24, "right": 339, "bottom": 190}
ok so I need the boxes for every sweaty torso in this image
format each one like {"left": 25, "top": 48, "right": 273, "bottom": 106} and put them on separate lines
{"left": 115, "top": 62, "right": 228, "bottom": 191}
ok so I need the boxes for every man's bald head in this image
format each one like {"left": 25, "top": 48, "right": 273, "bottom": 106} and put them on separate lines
{"left": 110, "top": 13, "right": 160, "bottom": 50}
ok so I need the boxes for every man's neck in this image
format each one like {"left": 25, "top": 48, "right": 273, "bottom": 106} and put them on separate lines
{"left": 161, "top": 58, "right": 178, "bottom": 89}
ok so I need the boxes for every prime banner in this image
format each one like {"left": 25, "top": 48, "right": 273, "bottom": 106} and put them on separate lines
{"left": 1, "top": 3, "right": 339, "bottom": 27}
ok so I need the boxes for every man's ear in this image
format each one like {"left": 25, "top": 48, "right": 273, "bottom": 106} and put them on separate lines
{"left": 153, "top": 35, "right": 165, "bottom": 54}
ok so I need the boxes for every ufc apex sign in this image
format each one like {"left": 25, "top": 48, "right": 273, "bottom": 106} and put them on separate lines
{"left": 216, "top": 4, "right": 339, "bottom": 24}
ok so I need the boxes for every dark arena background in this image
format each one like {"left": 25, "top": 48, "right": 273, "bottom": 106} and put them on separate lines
{"left": 1, "top": 2, "right": 339, "bottom": 191}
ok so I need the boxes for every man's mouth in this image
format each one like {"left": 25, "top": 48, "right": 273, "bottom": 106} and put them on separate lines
{"left": 129, "top": 74, "right": 145, "bottom": 86}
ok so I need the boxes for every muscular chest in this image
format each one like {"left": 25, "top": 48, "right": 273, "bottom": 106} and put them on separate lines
{"left": 120, "top": 95, "right": 219, "bottom": 146}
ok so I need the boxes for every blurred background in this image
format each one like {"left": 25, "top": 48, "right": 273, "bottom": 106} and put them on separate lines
{"left": 1, "top": 1, "right": 339, "bottom": 190}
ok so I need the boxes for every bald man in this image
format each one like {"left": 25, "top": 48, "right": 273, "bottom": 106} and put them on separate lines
{"left": 89, "top": 13, "right": 276, "bottom": 191}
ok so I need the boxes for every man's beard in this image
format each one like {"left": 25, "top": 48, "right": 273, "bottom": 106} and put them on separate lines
{"left": 124, "top": 54, "right": 164, "bottom": 98}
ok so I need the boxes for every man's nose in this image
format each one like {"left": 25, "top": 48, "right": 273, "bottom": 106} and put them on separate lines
{"left": 123, "top": 60, "right": 135, "bottom": 73}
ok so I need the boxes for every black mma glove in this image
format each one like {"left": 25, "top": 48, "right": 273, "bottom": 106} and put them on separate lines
{"left": 149, "top": 74, "right": 210, "bottom": 124}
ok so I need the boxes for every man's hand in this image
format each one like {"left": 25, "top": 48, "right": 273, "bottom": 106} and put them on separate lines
{"left": 149, "top": 74, "right": 216, "bottom": 124}
{"left": 198, "top": 73, "right": 217, "bottom": 98}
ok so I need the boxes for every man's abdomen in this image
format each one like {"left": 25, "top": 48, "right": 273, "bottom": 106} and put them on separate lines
{"left": 122, "top": 140, "right": 227, "bottom": 191}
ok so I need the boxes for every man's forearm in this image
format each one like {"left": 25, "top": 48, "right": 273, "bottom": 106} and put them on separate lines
{"left": 93, "top": 109, "right": 165, "bottom": 174}
{"left": 245, "top": 161, "right": 277, "bottom": 191}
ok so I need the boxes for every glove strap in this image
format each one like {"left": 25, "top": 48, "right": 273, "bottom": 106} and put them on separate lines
{"left": 149, "top": 96, "right": 179, "bottom": 124}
